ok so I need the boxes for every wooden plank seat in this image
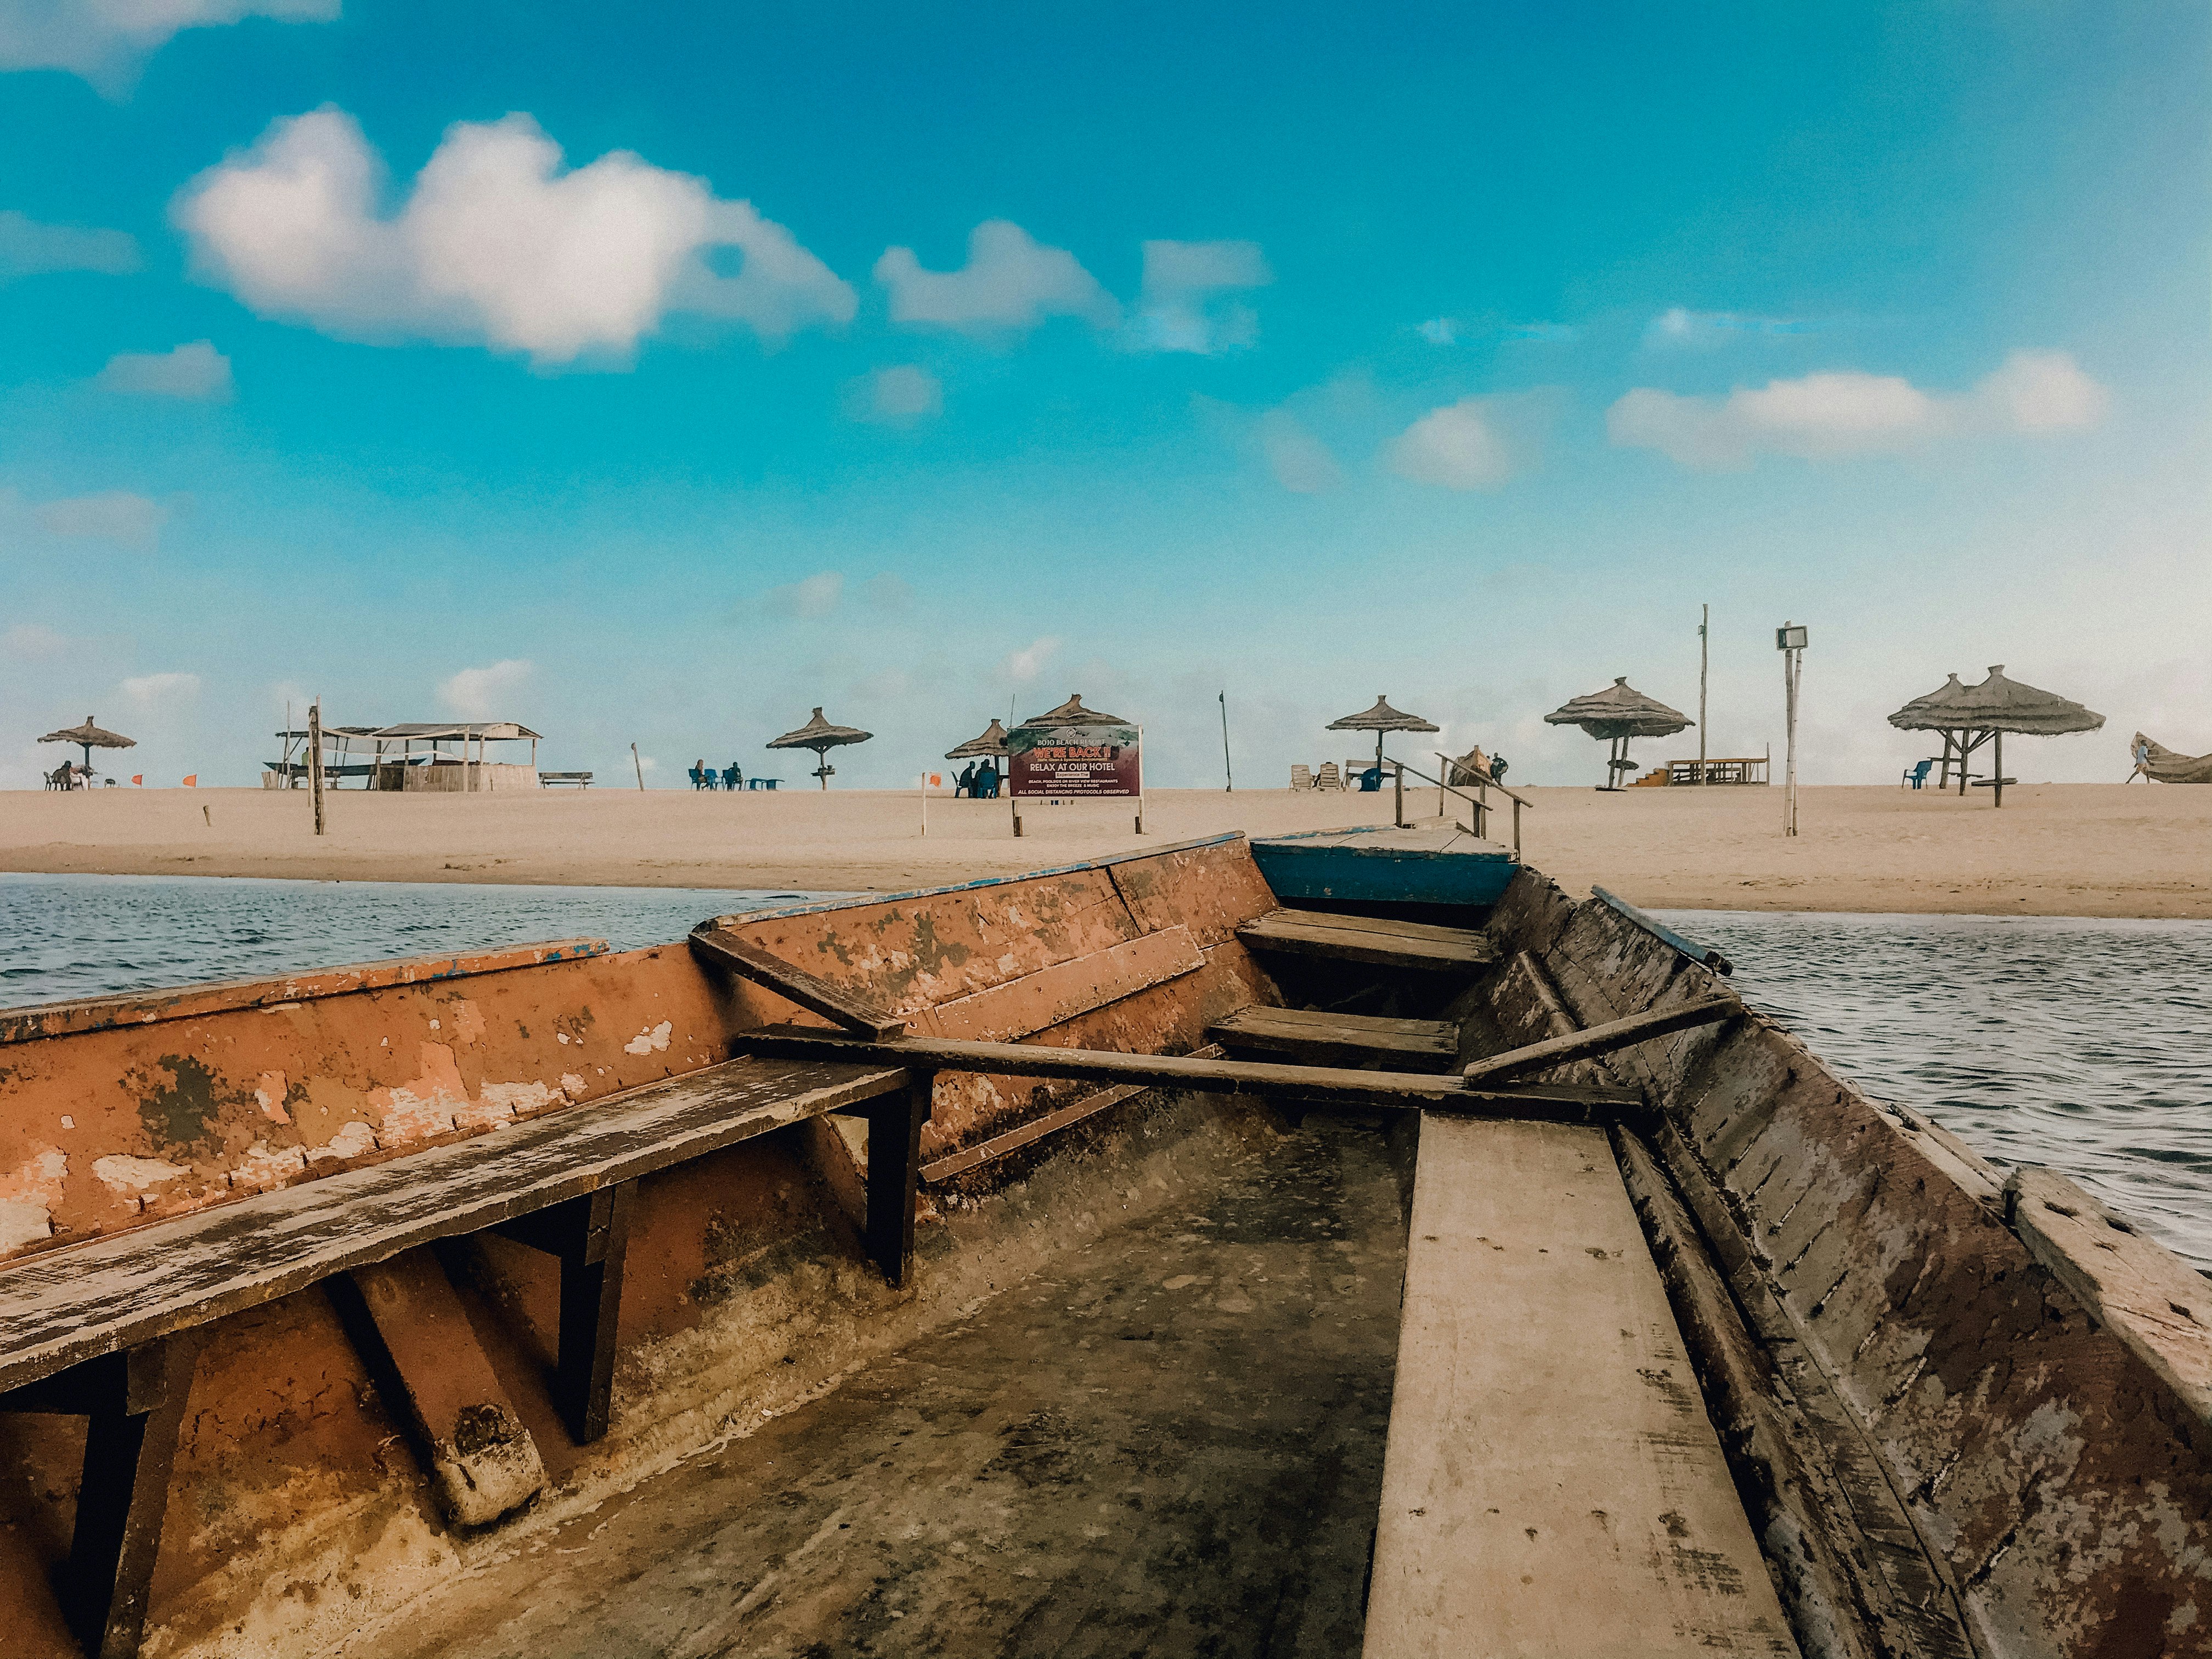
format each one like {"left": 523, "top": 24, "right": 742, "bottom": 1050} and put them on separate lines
{"left": 1207, "top": 1005, "right": 1460, "bottom": 1070}
{"left": 1363, "top": 1116, "right": 1797, "bottom": 1657}
{"left": 0, "top": 1052, "right": 914, "bottom": 1659}
{"left": 1235, "top": 908, "right": 1498, "bottom": 973}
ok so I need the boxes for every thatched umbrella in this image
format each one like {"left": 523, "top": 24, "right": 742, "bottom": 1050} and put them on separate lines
{"left": 1022, "top": 694, "right": 1128, "bottom": 728}
{"left": 39, "top": 715, "right": 135, "bottom": 782}
{"left": 1544, "top": 678, "right": 1692, "bottom": 788}
{"left": 1888, "top": 665, "right": 2103, "bottom": 806}
{"left": 2132, "top": 733, "right": 2212, "bottom": 785}
{"left": 1327, "top": 695, "right": 1440, "bottom": 780}
{"left": 945, "top": 718, "right": 1010, "bottom": 760}
{"left": 766, "top": 707, "right": 872, "bottom": 789}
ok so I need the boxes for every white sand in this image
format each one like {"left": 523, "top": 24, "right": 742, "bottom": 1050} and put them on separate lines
{"left": 2, "top": 782, "right": 2206, "bottom": 918}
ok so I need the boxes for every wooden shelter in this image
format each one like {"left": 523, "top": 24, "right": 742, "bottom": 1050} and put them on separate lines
{"left": 1021, "top": 694, "right": 1128, "bottom": 728}
{"left": 944, "top": 719, "right": 1010, "bottom": 761}
{"left": 1327, "top": 696, "right": 1440, "bottom": 778}
{"left": 268, "top": 722, "right": 544, "bottom": 791}
{"left": 1543, "top": 678, "right": 1691, "bottom": 789}
{"left": 38, "top": 716, "right": 135, "bottom": 782}
{"left": 1887, "top": 665, "right": 2104, "bottom": 806}
{"left": 768, "top": 708, "right": 872, "bottom": 789}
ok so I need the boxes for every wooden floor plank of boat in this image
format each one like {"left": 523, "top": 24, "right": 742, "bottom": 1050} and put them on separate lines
{"left": 1209, "top": 1006, "right": 1459, "bottom": 1064}
{"left": 1364, "top": 1118, "right": 1798, "bottom": 1658}
{"left": 1237, "top": 910, "right": 1497, "bottom": 971}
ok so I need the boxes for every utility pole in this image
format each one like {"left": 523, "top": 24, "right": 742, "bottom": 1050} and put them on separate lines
{"left": 308, "top": 698, "right": 326, "bottom": 836}
{"left": 1697, "top": 604, "right": 1709, "bottom": 783}
{"left": 1218, "top": 691, "right": 1233, "bottom": 792}
{"left": 1776, "top": 622, "right": 1808, "bottom": 837}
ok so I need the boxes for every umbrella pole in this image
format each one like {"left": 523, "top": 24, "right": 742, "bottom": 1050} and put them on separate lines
{"left": 1994, "top": 731, "right": 2003, "bottom": 808}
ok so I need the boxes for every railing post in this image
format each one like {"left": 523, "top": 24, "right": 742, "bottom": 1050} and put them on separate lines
{"left": 1393, "top": 760, "right": 1404, "bottom": 827}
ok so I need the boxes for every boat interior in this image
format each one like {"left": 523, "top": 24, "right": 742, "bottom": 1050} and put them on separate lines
{"left": 0, "top": 829, "right": 2204, "bottom": 1658}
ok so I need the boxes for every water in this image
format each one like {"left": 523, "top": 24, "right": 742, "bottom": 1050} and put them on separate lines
{"left": 0, "top": 873, "right": 849, "bottom": 1005}
{"left": 1660, "top": 909, "right": 2212, "bottom": 1269}
{"left": 2, "top": 876, "right": 2203, "bottom": 1269}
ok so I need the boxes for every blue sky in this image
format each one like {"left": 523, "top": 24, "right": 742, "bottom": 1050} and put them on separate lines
{"left": 1, "top": 0, "right": 2204, "bottom": 788}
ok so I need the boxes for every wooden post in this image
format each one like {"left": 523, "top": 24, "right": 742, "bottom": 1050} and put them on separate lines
{"left": 1697, "top": 602, "right": 1708, "bottom": 784}
{"left": 308, "top": 700, "right": 325, "bottom": 836}
{"left": 1393, "top": 758, "right": 1405, "bottom": 827}
{"left": 863, "top": 1073, "right": 935, "bottom": 1287}
{"left": 492, "top": 1184, "right": 637, "bottom": 1443}
{"left": 1135, "top": 723, "right": 1146, "bottom": 834}
{"left": 1993, "top": 729, "right": 2004, "bottom": 808}
{"left": 1218, "top": 692, "right": 1232, "bottom": 793}
{"left": 631, "top": 743, "right": 645, "bottom": 791}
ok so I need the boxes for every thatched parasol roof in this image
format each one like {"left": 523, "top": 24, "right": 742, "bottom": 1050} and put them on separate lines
{"left": 766, "top": 708, "right": 873, "bottom": 751}
{"left": 1327, "top": 695, "right": 1438, "bottom": 735}
{"left": 39, "top": 716, "right": 135, "bottom": 751}
{"left": 1022, "top": 694, "right": 1128, "bottom": 728}
{"left": 2135, "top": 733, "right": 2212, "bottom": 785}
{"left": 1888, "top": 667, "right": 2104, "bottom": 737}
{"left": 1543, "top": 679, "right": 1691, "bottom": 741}
{"left": 945, "top": 719, "right": 1009, "bottom": 760}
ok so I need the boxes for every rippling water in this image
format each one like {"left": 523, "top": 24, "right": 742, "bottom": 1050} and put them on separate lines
{"left": 0, "top": 873, "right": 847, "bottom": 1004}
{"left": 1660, "top": 909, "right": 2212, "bottom": 1269}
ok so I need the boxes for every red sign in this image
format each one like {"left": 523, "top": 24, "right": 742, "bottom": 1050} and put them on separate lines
{"left": 1006, "top": 724, "right": 1141, "bottom": 798}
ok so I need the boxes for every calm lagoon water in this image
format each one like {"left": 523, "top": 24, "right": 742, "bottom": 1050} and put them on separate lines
{"left": 0, "top": 872, "right": 847, "bottom": 1005}
{"left": 1660, "top": 908, "right": 2212, "bottom": 1269}
{"left": 1, "top": 876, "right": 2202, "bottom": 1268}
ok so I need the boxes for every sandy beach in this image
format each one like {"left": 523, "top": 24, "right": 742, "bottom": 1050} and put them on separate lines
{"left": 2, "top": 781, "right": 2204, "bottom": 918}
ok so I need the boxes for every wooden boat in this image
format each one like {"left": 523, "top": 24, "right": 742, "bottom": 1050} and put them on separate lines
{"left": 0, "top": 828, "right": 2203, "bottom": 1657}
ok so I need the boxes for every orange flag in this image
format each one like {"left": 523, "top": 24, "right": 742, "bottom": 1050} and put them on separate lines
{"left": 182, "top": 775, "right": 198, "bottom": 787}
{"left": 131, "top": 774, "right": 143, "bottom": 786}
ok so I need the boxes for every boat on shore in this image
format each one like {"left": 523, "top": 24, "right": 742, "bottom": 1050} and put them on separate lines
{"left": 0, "top": 827, "right": 2203, "bottom": 1657}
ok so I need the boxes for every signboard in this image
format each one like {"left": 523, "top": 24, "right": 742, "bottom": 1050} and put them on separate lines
{"left": 1007, "top": 723, "right": 1141, "bottom": 798}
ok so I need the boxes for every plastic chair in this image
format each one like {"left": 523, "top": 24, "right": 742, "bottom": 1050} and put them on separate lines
{"left": 1902, "top": 759, "right": 1934, "bottom": 790}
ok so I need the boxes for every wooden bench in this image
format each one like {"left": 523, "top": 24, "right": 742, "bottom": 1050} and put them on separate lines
{"left": 1207, "top": 1005, "right": 1459, "bottom": 1070}
{"left": 1362, "top": 1116, "right": 1797, "bottom": 1657}
{"left": 1235, "top": 909, "right": 1498, "bottom": 973}
{"left": 0, "top": 1053, "right": 914, "bottom": 1659}
{"left": 539, "top": 770, "right": 594, "bottom": 787}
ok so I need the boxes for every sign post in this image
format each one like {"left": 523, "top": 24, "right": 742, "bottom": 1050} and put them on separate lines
{"left": 1006, "top": 721, "right": 1144, "bottom": 837}
{"left": 1776, "top": 623, "right": 1807, "bottom": 837}
{"left": 919, "top": 771, "right": 941, "bottom": 836}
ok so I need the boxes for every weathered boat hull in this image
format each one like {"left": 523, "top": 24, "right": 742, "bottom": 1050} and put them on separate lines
{"left": 0, "top": 833, "right": 2203, "bottom": 1658}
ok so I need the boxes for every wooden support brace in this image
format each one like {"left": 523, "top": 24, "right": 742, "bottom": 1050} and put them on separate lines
{"left": 689, "top": 925, "right": 907, "bottom": 1039}
{"left": 1460, "top": 992, "right": 1740, "bottom": 1084}
{"left": 489, "top": 1183, "right": 637, "bottom": 1443}
{"left": 863, "top": 1072, "right": 934, "bottom": 1287}
{"left": 0, "top": 1330, "right": 205, "bottom": 1659}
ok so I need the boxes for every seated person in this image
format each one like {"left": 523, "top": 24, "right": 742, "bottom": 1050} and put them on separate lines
{"left": 725, "top": 762, "right": 742, "bottom": 790}
{"left": 1357, "top": 765, "right": 1384, "bottom": 792}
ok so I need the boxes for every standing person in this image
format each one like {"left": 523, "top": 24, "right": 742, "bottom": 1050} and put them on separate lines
{"left": 1489, "top": 753, "right": 1508, "bottom": 784}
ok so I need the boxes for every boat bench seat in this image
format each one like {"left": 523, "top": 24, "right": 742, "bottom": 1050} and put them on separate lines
{"left": 1363, "top": 1115, "right": 1798, "bottom": 1658}
{"left": 1235, "top": 908, "right": 1498, "bottom": 973}
{"left": 1206, "top": 1005, "right": 1459, "bottom": 1070}
{"left": 0, "top": 1053, "right": 915, "bottom": 1659}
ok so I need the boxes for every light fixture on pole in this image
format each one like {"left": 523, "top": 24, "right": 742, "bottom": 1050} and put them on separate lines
{"left": 1776, "top": 623, "right": 1808, "bottom": 837}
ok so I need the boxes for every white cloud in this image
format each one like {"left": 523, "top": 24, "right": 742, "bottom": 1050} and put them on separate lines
{"left": 174, "top": 108, "right": 854, "bottom": 365}
{"left": 1, "top": 623, "right": 68, "bottom": 659}
{"left": 1389, "top": 396, "right": 1519, "bottom": 492}
{"left": 874, "top": 219, "right": 1117, "bottom": 336}
{"left": 1002, "top": 636, "right": 1060, "bottom": 684}
{"left": 762, "top": 571, "right": 843, "bottom": 618}
{"left": 1643, "top": 307, "right": 1816, "bottom": 349}
{"left": 1608, "top": 351, "right": 2110, "bottom": 470}
{"left": 857, "top": 363, "right": 941, "bottom": 425}
{"left": 0, "top": 209, "right": 138, "bottom": 275}
{"left": 36, "top": 490, "right": 166, "bottom": 548}
{"left": 96, "top": 340, "right": 233, "bottom": 400}
{"left": 862, "top": 572, "right": 915, "bottom": 611}
{"left": 1418, "top": 317, "right": 1458, "bottom": 346}
{"left": 1258, "top": 411, "right": 1341, "bottom": 494}
{"left": 1127, "top": 239, "right": 1269, "bottom": 354}
{"left": 121, "top": 670, "right": 200, "bottom": 707}
{"left": 0, "top": 0, "right": 336, "bottom": 93}
{"left": 437, "top": 658, "right": 532, "bottom": 718}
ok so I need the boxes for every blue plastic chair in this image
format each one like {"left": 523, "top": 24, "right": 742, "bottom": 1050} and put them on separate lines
{"left": 1903, "top": 759, "right": 1934, "bottom": 789}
